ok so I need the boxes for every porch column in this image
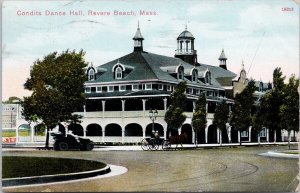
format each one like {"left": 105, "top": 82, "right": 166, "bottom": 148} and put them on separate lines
{"left": 164, "top": 127, "right": 167, "bottom": 139}
{"left": 281, "top": 130, "right": 285, "bottom": 142}
{"left": 205, "top": 126, "right": 208, "bottom": 143}
{"left": 121, "top": 128, "right": 125, "bottom": 144}
{"left": 102, "top": 101, "right": 106, "bottom": 118}
{"left": 102, "top": 128, "right": 105, "bottom": 143}
{"left": 249, "top": 126, "right": 252, "bottom": 142}
{"left": 178, "top": 128, "right": 182, "bottom": 135}
{"left": 83, "top": 105, "right": 86, "bottom": 116}
{"left": 274, "top": 131, "right": 277, "bottom": 143}
{"left": 206, "top": 103, "right": 208, "bottom": 113}
{"left": 143, "top": 127, "right": 146, "bottom": 139}
{"left": 266, "top": 128, "right": 269, "bottom": 142}
{"left": 121, "top": 100, "right": 125, "bottom": 112}
{"left": 238, "top": 130, "right": 241, "bottom": 143}
{"left": 142, "top": 99, "right": 146, "bottom": 117}
{"left": 193, "top": 101, "right": 196, "bottom": 113}
{"left": 30, "top": 125, "right": 34, "bottom": 142}
{"left": 163, "top": 98, "right": 167, "bottom": 111}
{"left": 83, "top": 128, "right": 86, "bottom": 138}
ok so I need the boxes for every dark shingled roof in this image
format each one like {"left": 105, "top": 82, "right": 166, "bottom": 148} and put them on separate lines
{"left": 177, "top": 30, "right": 195, "bottom": 40}
{"left": 87, "top": 51, "right": 237, "bottom": 90}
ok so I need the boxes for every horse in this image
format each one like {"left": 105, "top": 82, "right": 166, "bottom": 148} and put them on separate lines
{"left": 169, "top": 132, "right": 188, "bottom": 150}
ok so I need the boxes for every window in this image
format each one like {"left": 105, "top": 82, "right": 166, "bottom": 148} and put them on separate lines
{"left": 158, "top": 84, "right": 163, "bottom": 90}
{"left": 205, "top": 71, "right": 211, "bottom": 84}
{"left": 119, "top": 85, "right": 126, "bottom": 91}
{"left": 187, "top": 88, "right": 193, "bottom": 94}
{"left": 108, "top": 86, "right": 114, "bottom": 92}
{"left": 167, "top": 85, "right": 172, "bottom": 91}
{"left": 91, "top": 87, "right": 96, "bottom": 93}
{"left": 145, "top": 83, "right": 152, "bottom": 90}
{"left": 192, "top": 70, "right": 197, "bottom": 82}
{"left": 96, "top": 86, "right": 102, "bottom": 92}
{"left": 88, "top": 69, "right": 95, "bottom": 81}
{"left": 260, "top": 128, "right": 267, "bottom": 137}
{"left": 115, "top": 66, "right": 122, "bottom": 79}
{"left": 132, "top": 84, "right": 139, "bottom": 91}
{"left": 85, "top": 87, "right": 91, "bottom": 93}
{"left": 178, "top": 68, "right": 184, "bottom": 80}
{"left": 241, "top": 131, "right": 248, "bottom": 137}
{"left": 196, "top": 89, "right": 200, "bottom": 95}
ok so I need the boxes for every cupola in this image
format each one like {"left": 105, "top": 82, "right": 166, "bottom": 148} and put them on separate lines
{"left": 133, "top": 22, "right": 144, "bottom": 52}
{"left": 175, "top": 25, "right": 198, "bottom": 65}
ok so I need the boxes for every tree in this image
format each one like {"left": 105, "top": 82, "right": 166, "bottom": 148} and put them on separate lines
{"left": 279, "top": 74, "right": 299, "bottom": 149}
{"left": 230, "top": 80, "right": 256, "bottom": 145}
{"left": 21, "top": 50, "right": 88, "bottom": 148}
{"left": 192, "top": 93, "right": 207, "bottom": 146}
{"left": 165, "top": 81, "right": 187, "bottom": 137}
{"left": 3, "top": 96, "right": 21, "bottom": 104}
{"left": 213, "top": 100, "right": 229, "bottom": 146}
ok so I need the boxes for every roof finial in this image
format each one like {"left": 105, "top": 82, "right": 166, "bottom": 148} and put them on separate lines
{"left": 117, "top": 59, "right": 120, "bottom": 63}
{"left": 138, "top": 20, "right": 140, "bottom": 28}
{"left": 185, "top": 24, "right": 187, "bottom": 30}
{"left": 242, "top": 59, "right": 245, "bottom": 69}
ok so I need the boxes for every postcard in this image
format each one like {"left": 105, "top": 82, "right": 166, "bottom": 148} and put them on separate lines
{"left": 2, "top": 0, "right": 299, "bottom": 192}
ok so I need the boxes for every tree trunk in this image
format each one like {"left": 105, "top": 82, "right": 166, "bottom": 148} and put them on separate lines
{"left": 288, "top": 130, "right": 291, "bottom": 150}
{"left": 45, "top": 126, "right": 49, "bottom": 148}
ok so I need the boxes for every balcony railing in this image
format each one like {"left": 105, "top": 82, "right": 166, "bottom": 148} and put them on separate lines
{"left": 74, "top": 110, "right": 214, "bottom": 119}
{"left": 175, "top": 49, "right": 197, "bottom": 55}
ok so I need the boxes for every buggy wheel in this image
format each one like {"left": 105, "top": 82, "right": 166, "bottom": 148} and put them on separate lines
{"left": 85, "top": 142, "right": 94, "bottom": 151}
{"left": 162, "top": 140, "right": 171, "bottom": 150}
{"left": 149, "top": 139, "right": 159, "bottom": 151}
{"left": 58, "top": 142, "right": 68, "bottom": 151}
{"left": 141, "top": 139, "right": 149, "bottom": 151}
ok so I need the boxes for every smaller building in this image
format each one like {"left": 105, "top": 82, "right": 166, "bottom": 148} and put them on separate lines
{"left": 2, "top": 104, "right": 18, "bottom": 129}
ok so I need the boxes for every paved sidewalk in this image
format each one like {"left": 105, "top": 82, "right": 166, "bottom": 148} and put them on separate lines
{"left": 3, "top": 142, "right": 298, "bottom": 151}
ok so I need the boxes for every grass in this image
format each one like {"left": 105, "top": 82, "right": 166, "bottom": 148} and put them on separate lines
{"left": 3, "top": 156, "right": 107, "bottom": 178}
{"left": 2, "top": 130, "right": 45, "bottom": 137}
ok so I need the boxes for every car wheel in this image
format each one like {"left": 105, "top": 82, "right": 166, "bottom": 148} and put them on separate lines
{"left": 85, "top": 142, "right": 94, "bottom": 151}
{"left": 53, "top": 142, "right": 60, "bottom": 151}
{"left": 59, "top": 142, "right": 69, "bottom": 151}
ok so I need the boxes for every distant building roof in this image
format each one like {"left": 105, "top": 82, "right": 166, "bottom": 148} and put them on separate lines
{"left": 219, "top": 49, "right": 227, "bottom": 60}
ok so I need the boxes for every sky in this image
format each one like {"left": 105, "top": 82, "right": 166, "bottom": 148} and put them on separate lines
{"left": 2, "top": 0, "right": 299, "bottom": 101}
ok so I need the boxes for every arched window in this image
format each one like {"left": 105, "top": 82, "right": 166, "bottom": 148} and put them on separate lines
{"left": 205, "top": 71, "right": 211, "bottom": 84}
{"left": 178, "top": 67, "right": 184, "bottom": 80}
{"left": 88, "top": 69, "right": 95, "bottom": 81}
{"left": 192, "top": 70, "right": 197, "bottom": 82}
{"left": 115, "top": 66, "right": 122, "bottom": 79}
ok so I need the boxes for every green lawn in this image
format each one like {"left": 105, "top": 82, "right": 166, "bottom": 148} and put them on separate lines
{"left": 3, "top": 156, "right": 107, "bottom": 178}
{"left": 2, "top": 130, "right": 45, "bottom": 137}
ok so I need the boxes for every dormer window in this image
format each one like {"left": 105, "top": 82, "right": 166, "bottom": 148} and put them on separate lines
{"left": 192, "top": 70, "right": 197, "bottom": 82}
{"left": 205, "top": 71, "right": 211, "bottom": 84}
{"left": 177, "top": 66, "right": 184, "bottom": 80}
{"left": 88, "top": 69, "right": 95, "bottom": 81}
{"left": 116, "top": 67, "right": 122, "bottom": 79}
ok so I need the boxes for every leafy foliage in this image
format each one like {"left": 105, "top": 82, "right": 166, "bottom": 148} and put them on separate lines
{"left": 164, "top": 81, "right": 187, "bottom": 130}
{"left": 192, "top": 93, "right": 207, "bottom": 143}
{"left": 213, "top": 100, "right": 229, "bottom": 132}
{"left": 279, "top": 74, "right": 299, "bottom": 133}
{"left": 253, "top": 68, "right": 286, "bottom": 133}
{"left": 21, "top": 50, "right": 88, "bottom": 147}
{"left": 230, "top": 80, "right": 256, "bottom": 132}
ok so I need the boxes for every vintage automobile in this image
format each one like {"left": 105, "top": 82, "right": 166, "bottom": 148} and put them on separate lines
{"left": 51, "top": 131, "right": 94, "bottom": 151}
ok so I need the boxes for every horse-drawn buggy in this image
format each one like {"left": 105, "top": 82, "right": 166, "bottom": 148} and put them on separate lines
{"left": 140, "top": 132, "right": 187, "bottom": 151}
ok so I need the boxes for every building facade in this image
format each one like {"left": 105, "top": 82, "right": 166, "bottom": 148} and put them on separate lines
{"left": 13, "top": 25, "right": 298, "bottom": 144}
